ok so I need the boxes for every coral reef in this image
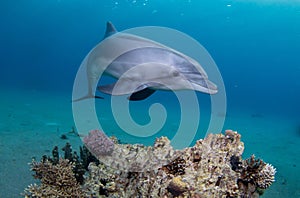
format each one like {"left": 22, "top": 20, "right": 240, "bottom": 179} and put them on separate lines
{"left": 24, "top": 130, "right": 276, "bottom": 197}
{"left": 82, "top": 129, "right": 276, "bottom": 197}
{"left": 84, "top": 130, "right": 179, "bottom": 172}
{"left": 83, "top": 129, "right": 115, "bottom": 156}
{"left": 24, "top": 159, "right": 87, "bottom": 197}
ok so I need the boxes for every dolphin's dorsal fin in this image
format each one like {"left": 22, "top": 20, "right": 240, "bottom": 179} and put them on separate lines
{"left": 103, "top": 21, "right": 117, "bottom": 39}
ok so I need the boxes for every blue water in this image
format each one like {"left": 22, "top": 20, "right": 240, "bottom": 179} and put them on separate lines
{"left": 0, "top": 0, "right": 299, "bottom": 197}
{"left": 1, "top": 0, "right": 299, "bottom": 117}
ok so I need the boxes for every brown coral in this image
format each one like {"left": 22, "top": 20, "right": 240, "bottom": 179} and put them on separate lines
{"left": 24, "top": 159, "right": 87, "bottom": 198}
{"left": 161, "top": 157, "right": 186, "bottom": 176}
{"left": 236, "top": 155, "right": 276, "bottom": 197}
{"left": 240, "top": 155, "right": 276, "bottom": 189}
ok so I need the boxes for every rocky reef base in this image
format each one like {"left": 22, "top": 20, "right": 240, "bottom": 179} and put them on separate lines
{"left": 24, "top": 130, "right": 276, "bottom": 198}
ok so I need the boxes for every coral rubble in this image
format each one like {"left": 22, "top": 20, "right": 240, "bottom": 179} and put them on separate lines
{"left": 24, "top": 130, "right": 276, "bottom": 198}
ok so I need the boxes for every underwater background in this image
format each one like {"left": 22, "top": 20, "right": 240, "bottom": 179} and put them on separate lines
{"left": 0, "top": 0, "right": 299, "bottom": 197}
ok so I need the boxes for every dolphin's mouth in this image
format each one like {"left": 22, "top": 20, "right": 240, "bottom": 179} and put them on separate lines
{"left": 190, "top": 78, "right": 218, "bottom": 94}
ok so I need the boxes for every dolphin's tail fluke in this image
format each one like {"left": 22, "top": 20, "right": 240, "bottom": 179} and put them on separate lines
{"left": 72, "top": 94, "right": 104, "bottom": 102}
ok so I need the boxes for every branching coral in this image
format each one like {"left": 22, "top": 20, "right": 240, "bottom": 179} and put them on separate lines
{"left": 24, "top": 159, "right": 87, "bottom": 198}
{"left": 256, "top": 163, "right": 276, "bottom": 189}
{"left": 236, "top": 155, "right": 276, "bottom": 197}
{"left": 23, "top": 141, "right": 99, "bottom": 197}
{"left": 239, "top": 155, "right": 276, "bottom": 189}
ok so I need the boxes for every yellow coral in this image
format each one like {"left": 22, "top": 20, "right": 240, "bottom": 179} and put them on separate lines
{"left": 167, "top": 176, "right": 188, "bottom": 196}
{"left": 173, "top": 177, "right": 187, "bottom": 188}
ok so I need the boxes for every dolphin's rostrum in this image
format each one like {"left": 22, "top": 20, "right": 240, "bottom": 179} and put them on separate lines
{"left": 74, "top": 22, "right": 217, "bottom": 101}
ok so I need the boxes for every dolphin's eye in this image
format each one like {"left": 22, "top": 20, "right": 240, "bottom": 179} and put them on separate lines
{"left": 172, "top": 70, "right": 180, "bottom": 77}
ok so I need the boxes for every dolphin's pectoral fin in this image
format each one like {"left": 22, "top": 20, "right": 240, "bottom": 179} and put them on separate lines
{"left": 98, "top": 81, "right": 158, "bottom": 100}
{"left": 72, "top": 94, "right": 104, "bottom": 102}
{"left": 98, "top": 81, "right": 147, "bottom": 95}
{"left": 128, "top": 88, "right": 156, "bottom": 101}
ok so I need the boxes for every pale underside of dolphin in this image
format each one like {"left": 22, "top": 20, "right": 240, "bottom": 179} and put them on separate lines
{"left": 74, "top": 21, "right": 217, "bottom": 101}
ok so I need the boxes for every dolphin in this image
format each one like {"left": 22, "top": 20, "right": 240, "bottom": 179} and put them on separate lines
{"left": 74, "top": 22, "right": 217, "bottom": 101}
